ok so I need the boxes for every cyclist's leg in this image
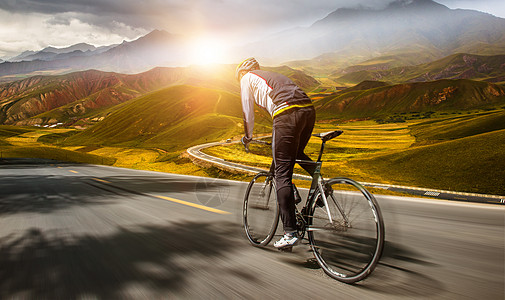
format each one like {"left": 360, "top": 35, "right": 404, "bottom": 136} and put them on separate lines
{"left": 272, "top": 114, "right": 297, "bottom": 234}
{"left": 295, "top": 107, "right": 316, "bottom": 176}
{"left": 272, "top": 106, "right": 316, "bottom": 235}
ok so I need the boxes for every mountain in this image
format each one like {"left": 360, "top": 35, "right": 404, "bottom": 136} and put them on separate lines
{"left": 3, "top": 0, "right": 505, "bottom": 80}
{"left": 0, "top": 30, "right": 188, "bottom": 79}
{"left": 9, "top": 43, "right": 97, "bottom": 62}
{"left": 91, "top": 30, "right": 190, "bottom": 73}
{"left": 315, "top": 79, "right": 505, "bottom": 121}
{"left": 250, "top": 0, "right": 505, "bottom": 64}
{"left": 42, "top": 43, "right": 96, "bottom": 55}
{"left": 335, "top": 53, "right": 505, "bottom": 84}
{"left": 0, "top": 64, "right": 317, "bottom": 126}
{"left": 285, "top": 50, "right": 439, "bottom": 78}
{"left": 8, "top": 50, "right": 37, "bottom": 62}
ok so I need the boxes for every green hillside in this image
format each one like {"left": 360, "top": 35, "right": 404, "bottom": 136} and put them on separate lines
{"left": 351, "top": 128, "right": 505, "bottom": 195}
{"left": 409, "top": 110, "right": 505, "bottom": 145}
{"left": 336, "top": 53, "right": 505, "bottom": 85}
{"left": 316, "top": 79, "right": 505, "bottom": 121}
{"left": 63, "top": 85, "right": 272, "bottom": 151}
{"left": 342, "top": 80, "right": 390, "bottom": 93}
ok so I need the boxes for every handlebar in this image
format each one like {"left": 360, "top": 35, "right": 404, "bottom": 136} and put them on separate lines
{"left": 240, "top": 137, "right": 271, "bottom": 153}
{"left": 250, "top": 139, "right": 271, "bottom": 146}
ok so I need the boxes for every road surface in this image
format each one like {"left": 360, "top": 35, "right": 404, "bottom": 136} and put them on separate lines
{"left": 0, "top": 158, "right": 503, "bottom": 299}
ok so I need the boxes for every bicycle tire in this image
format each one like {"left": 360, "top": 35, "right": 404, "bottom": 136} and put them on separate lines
{"left": 243, "top": 172, "right": 279, "bottom": 247}
{"left": 308, "top": 177, "right": 385, "bottom": 283}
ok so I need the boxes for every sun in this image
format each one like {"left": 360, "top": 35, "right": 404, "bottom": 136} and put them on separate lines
{"left": 189, "top": 37, "right": 226, "bottom": 65}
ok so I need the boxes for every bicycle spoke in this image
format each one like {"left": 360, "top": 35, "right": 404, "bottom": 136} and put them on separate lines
{"left": 243, "top": 173, "right": 279, "bottom": 247}
{"left": 308, "top": 178, "right": 384, "bottom": 283}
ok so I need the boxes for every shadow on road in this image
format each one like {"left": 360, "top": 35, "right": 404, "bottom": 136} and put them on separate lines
{"left": 280, "top": 238, "right": 445, "bottom": 297}
{"left": 0, "top": 221, "right": 250, "bottom": 298}
{"left": 352, "top": 241, "right": 445, "bottom": 297}
{"left": 0, "top": 174, "right": 121, "bottom": 215}
{"left": 0, "top": 158, "right": 235, "bottom": 216}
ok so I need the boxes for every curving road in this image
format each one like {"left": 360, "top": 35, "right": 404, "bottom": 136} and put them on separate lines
{"left": 187, "top": 139, "right": 505, "bottom": 204}
{"left": 0, "top": 158, "right": 504, "bottom": 299}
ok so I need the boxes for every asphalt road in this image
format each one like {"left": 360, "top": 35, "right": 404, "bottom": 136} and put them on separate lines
{"left": 0, "top": 158, "right": 503, "bottom": 299}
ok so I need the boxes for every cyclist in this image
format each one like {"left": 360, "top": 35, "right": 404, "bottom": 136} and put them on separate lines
{"left": 236, "top": 57, "right": 316, "bottom": 249}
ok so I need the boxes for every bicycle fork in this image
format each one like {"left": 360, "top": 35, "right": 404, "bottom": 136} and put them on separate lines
{"left": 318, "top": 180, "right": 350, "bottom": 228}
{"left": 259, "top": 178, "right": 273, "bottom": 206}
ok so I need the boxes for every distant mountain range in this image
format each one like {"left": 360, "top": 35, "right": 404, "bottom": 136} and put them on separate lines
{"left": 253, "top": 0, "right": 505, "bottom": 63}
{"left": 0, "top": 30, "right": 189, "bottom": 80}
{"left": 1, "top": 0, "right": 505, "bottom": 81}
{"left": 9, "top": 43, "right": 103, "bottom": 62}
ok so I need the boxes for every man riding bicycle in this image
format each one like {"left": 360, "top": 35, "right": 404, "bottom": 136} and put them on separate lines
{"left": 236, "top": 57, "right": 316, "bottom": 249}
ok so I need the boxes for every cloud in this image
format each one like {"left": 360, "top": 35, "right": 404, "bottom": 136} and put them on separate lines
{"left": 0, "top": 8, "right": 147, "bottom": 58}
{"left": 0, "top": 0, "right": 393, "bottom": 36}
{"left": 0, "top": 0, "right": 502, "bottom": 58}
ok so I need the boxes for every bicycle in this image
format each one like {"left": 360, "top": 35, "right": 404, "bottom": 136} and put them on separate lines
{"left": 242, "top": 130, "right": 385, "bottom": 284}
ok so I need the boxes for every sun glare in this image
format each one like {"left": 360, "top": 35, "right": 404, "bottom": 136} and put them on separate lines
{"left": 189, "top": 37, "right": 227, "bottom": 65}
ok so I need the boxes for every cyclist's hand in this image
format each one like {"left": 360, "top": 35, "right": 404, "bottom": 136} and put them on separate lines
{"left": 241, "top": 136, "right": 252, "bottom": 153}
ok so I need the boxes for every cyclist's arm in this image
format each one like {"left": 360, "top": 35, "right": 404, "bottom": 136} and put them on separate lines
{"left": 240, "top": 78, "right": 255, "bottom": 141}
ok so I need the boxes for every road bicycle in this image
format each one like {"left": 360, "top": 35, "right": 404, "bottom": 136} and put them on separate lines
{"left": 242, "top": 130, "right": 385, "bottom": 283}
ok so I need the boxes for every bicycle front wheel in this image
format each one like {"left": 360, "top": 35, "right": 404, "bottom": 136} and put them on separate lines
{"left": 243, "top": 172, "right": 279, "bottom": 247}
{"left": 308, "top": 177, "right": 384, "bottom": 283}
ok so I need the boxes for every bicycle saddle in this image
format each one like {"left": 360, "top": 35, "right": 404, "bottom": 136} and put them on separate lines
{"left": 312, "top": 130, "right": 343, "bottom": 142}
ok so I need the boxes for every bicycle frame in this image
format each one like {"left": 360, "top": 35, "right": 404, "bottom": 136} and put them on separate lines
{"left": 265, "top": 133, "right": 349, "bottom": 229}
{"left": 244, "top": 130, "right": 384, "bottom": 283}
{"left": 296, "top": 160, "right": 336, "bottom": 224}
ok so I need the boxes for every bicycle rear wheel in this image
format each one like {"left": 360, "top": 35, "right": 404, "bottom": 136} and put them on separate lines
{"left": 308, "top": 177, "right": 384, "bottom": 283}
{"left": 243, "top": 172, "right": 279, "bottom": 247}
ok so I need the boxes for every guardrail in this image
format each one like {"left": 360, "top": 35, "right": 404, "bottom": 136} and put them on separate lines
{"left": 186, "top": 138, "right": 505, "bottom": 205}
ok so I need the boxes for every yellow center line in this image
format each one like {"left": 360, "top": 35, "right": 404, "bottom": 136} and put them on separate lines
{"left": 153, "top": 195, "right": 232, "bottom": 215}
{"left": 90, "top": 178, "right": 231, "bottom": 215}
{"left": 92, "top": 178, "right": 112, "bottom": 184}
{"left": 69, "top": 170, "right": 79, "bottom": 174}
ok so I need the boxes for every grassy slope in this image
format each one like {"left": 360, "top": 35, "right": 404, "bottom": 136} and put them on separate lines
{"left": 316, "top": 79, "right": 505, "bottom": 120}
{"left": 409, "top": 110, "right": 505, "bottom": 145}
{"left": 0, "top": 126, "right": 115, "bottom": 164}
{"left": 336, "top": 53, "right": 505, "bottom": 84}
{"left": 348, "top": 109, "right": 505, "bottom": 195}
{"left": 351, "top": 128, "right": 505, "bottom": 195}
{"left": 63, "top": 85, "right": 272, "bottom": 151}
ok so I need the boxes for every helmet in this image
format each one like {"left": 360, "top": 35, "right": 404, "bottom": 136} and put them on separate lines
{"left": 235, "top": 57, "right": 259, "bottom": 81}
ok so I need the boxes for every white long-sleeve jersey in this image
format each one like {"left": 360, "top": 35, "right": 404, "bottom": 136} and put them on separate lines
{"left": 240, "top": 70, "right": 313, "bottom": 139}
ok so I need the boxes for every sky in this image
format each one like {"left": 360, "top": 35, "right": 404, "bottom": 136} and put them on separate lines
{"left": 0, "top": 0, "right": 504, "bottom": 60}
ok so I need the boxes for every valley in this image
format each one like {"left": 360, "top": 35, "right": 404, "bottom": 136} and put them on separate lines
{"left": 1, "top": 0, "right": 504, "bottom": 198}
{"left": 1, "top": 104, "right": 504, "bottom": 196}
